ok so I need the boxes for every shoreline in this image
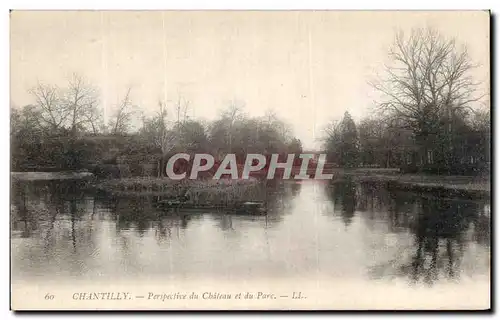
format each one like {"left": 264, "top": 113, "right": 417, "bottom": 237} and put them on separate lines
{"left": 346, "top": 172, "right": 490, "bottom": 199}
{"left": 93, "top": 177, "right": 266, "bottom": 206}
{"left": 351, "top": 173, "right": 489, "bottom": 191}
{"left": 11, "top": 170, "right": 490, "bottom": 196}
{"left": 10, "top": 171, "right": 93, "bottom": 181}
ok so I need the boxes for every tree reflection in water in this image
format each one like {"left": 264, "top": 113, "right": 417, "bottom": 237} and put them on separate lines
{"left": 323, "top": 178, "right": 490, "bottom": 285}
{"left": 11, "top": 179, "right": 99, "bottom": 277}
{"left": 333, "top": 178, "right": 357, "bottom": 226}
{"left": 96, "top": 180, "right": 301, "bottom": 247}
{"left": 406, "top": 196, "right": 489, "bottom": 284}
{"left": 324, "top": 177, "right": 358, "bottom": 227}
{"left": 396, "top": 197, "right": 466, "bottom": 284}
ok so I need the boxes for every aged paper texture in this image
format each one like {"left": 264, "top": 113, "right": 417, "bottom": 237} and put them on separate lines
{"left": 10, "top": 10, "right": 490, "bottom": 310}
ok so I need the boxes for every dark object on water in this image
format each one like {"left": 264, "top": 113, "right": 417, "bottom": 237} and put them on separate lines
{"left": 156, "top": 199, "right": 266, "bottom": 215}
{"left": 235, "top": 201, "right": 266, "bottom": 214}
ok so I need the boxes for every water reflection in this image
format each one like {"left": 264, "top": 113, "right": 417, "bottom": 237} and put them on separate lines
{"left": 11, "top": 178, "right": 489, "bottom": 286}
{"left": 328, "top": 179, "right": 357, "bottom": 226}
{"left": 324, "top": 178, "right": 490, "bottom": 285}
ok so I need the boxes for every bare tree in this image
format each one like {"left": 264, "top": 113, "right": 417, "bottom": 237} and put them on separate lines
{"left": 173, "top": 94, "right": 190, "bottom": 126}
{"left": 323, "top": 120, "right": 340, "bottom": 140}
{"left": 28, "top": 82, "right": 66, "bottom": 132}
{"left": 222, "top": 100, "right": 245, "bottom": 153}
{"left": 224, "top": 100, "right": 245, "bottom": 121}
{"left": 109, "top": 87, "right": 136, "bottom": 135}
{"left": 371, "top": 27, "right": 486, "bottom": 165}
{"left": 82, "top": 99, "right": 104, "bottom": 134}
{"left": 139, "top": 100, "right": 177, "bottom": 154}
{"left": 372, "top": 28, "right": 484, "bottom": 132}
{"left": 155, "top": 100, "right": 177, "bottom": 154}
{"left": 63, "top": 73, "right": 101, "bottom": 135}
{"left": 263, "top": 108, "right": 293, "bottom": 144}
{"left": 138, "top": 100, "right": 178, "bottom": 177}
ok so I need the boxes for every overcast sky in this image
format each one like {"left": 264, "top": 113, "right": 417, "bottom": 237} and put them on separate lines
{"left": 10, "top": 11, "right": 489, "bottom": 149}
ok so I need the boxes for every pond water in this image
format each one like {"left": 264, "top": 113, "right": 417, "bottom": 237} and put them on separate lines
{"left": 10, "top": 178, "right": 490, "bottom": 308}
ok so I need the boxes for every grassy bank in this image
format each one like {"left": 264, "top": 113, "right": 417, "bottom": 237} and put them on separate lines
{"left": 352, "top": 173, "right": 489, "bottom": 191}
{"left": 343, "top": 171, "right": 490, "bottom": 200}
{"left": 95, "top": 177, "right": 266, "bottom": 205}
{"left": 11, "top": 171, "right": 93, "bottom": 181}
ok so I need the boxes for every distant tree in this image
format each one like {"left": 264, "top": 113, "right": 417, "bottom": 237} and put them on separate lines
{"left": 222, "top": 100, "right": 245, "bottom": 154}
{"left": 323, "top": 112, "right": 360, "bottom": 167}
{"left": 287, "top": 138, "right": 303, "bottom": 154}
{"left": 139, "top": 100, "right": 176, "bottom": 154}
{"left": 10, "top": 105, "right": 40, "bottom": 137}
{"left": 358, "top": 118, "right": 383, "bottom": 166}
{"left": 177, "top": 120, "right": 209, "bottom": 153}
{"left": 209, "top": 101, "right": 246, "bottom": 157}
{"left": 469, "top": 107, "right": 490, "bottom": 132}
{"left": 208, "top": 103, "right": 295, "bottom": 165}
{"left": 63, "top": 73, "right": 102, "bottom": 135}
{"left": 323, "top": 120, "right": 341, "bottom": 164}
{"left": 338, "top": 112, "right": 359, "bottom": 167}
{"left": 357, "top": 116, "right": 412, "bottom": 168}
{"left": 108, "top": 87, "right": 137, "bottom": 135}
{"left": 173, "top": 95, "right": 190, "bottom": 125}
{"left": 261, "top": 109, "right": 292, "bottom": 152}
{"left": 10, "top": 105, "right": 45, "bottom": 169}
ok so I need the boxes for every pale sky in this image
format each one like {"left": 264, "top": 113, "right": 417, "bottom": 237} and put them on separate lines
{"left": 10, "top": 11, "right": 489, "bottom": 149}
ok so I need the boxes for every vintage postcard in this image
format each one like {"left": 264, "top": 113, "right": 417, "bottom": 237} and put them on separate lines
{"left": 10, "top": 10, "right": 490, "bottom": 310}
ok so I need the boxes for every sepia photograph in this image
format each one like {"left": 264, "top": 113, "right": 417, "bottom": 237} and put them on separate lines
{"left": 9, "top": 10, "right": 490, "bottom": 310}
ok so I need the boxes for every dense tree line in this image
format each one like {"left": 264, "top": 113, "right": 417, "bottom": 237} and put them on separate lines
{"left": 323, "top": 107, "right": 490, "bottom": 175}
{"left": 323, "top": 28, "right": 490, "bottom": 175}
{"left": 11, "top": 78, "right": 302, "bottom": 177}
